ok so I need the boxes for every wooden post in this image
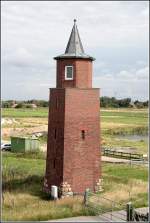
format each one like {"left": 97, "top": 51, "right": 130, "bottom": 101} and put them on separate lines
{"left": 111, "top": 202, "right": 113, "bottom": 220}
{"left": 126, "top": 202, "right": 134, "bottom": 221}
{"left": 84, "top": 188, "right": 89, "bottom": 206}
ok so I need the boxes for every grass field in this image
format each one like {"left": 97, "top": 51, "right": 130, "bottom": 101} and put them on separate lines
{"left": 2, "top": 107, "right": 148, "bottom": 154}
{"left": 2, "top": 107, "right": 148, "bottom": 220}
{"left": 2, "top": 108, "right": 48, "bottom": 118}
{"left": 2, "top": 151, "right": 148, "bottom": 221}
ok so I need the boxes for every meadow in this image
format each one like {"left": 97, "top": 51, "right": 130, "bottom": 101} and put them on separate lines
{"left": 101, "top": 108, "right": 148, "bottom": 154}
{"left": 2, "top": 107, "right": 148, "bottom": 154}
{"left": 1, "top": 107, "right": 148, "bottom": 221}
{"left": 2, "top": 152, "right": 148, "bottom": 221}
{"left": 2, "top": 107, "right": 48, "bottom": 118}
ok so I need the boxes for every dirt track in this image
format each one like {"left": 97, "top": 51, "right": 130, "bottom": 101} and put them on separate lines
{"left": 2, "top": 125, "right": 48, "bottom": 138}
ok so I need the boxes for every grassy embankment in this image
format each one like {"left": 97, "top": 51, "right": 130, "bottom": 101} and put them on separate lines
{"left": 2, "top": 108, "right": 148, "bottom": 154}
{"left": 2, "top": 151, "right": 148, "bottom": 221}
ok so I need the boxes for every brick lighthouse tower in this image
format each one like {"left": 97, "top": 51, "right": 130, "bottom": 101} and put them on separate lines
{"left": 44, "top": 20, "right": 102, "bottom": 196}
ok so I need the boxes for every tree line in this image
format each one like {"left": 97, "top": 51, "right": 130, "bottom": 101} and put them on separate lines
{"left": 100, "top": 97, "right": 148, "bottom": 108}
{"left": 1, "top": 97, "right": 149, "bottom": 109}
{"left": 1, "top": 100, "right": 49, "bottom": 108}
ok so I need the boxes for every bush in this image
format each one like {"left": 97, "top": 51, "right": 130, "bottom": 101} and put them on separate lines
{"left": 2, "top": 101, "right": 14, "bottom": 108}
{"left": 15, "top": 103, "right": 25, "bottom": 108}
{"left": 25, "top": 104, "right": 34, "bottom": 108}
{"left": 100, "top": 97, "right": 131, "bottom": 108}
{"left": 136, "top": 103, "right": 144, "bottom": 109}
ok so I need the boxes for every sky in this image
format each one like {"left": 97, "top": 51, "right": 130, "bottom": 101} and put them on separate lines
{"left": 1, "top": 1, "right": 149, "bottom": 101}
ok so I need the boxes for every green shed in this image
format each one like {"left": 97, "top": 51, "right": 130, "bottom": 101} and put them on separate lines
{"left": 11, "top": 137, "right": 40, "bottom": 153}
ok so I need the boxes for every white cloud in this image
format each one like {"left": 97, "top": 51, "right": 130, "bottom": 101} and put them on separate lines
{"left": 2, "top": 1, "right": 149, "bottom": 49}
{"left": 136, "top": 66, "right": 149, "bottom": 79}
{"left": 1, "top": 1, "right": 149, "bottom": 100}
{"left": 5, "top": 48, "right": 36, "bottom": 67}
{"left": 93, "top": 66, "right": 149, "bottom": 100}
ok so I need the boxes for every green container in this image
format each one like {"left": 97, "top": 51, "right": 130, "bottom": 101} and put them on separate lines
{"left": 11, "top": 137, "right": 40, "bottom": 153}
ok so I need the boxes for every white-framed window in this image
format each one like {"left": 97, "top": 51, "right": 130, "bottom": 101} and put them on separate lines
{"left": 65, "top": 66, "right": 73, "bottom": 80}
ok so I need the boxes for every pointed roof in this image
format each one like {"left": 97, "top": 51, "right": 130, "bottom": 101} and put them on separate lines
{"left": 65, "top": 19, "right": 84, "bottom": 55}
{"left": 54, "top": 20, "right": 95, "bottom": 61}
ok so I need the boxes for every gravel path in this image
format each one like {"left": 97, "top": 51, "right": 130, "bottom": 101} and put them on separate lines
{"left": 102, "top": 156, "right": 129, "bottom": 163}
{"left": 102, "top": 156, "right": 148, "bottom": 166}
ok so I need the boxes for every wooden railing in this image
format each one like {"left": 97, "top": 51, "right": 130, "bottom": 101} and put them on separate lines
{"left": 102, "top": 148, "right": 144, "bottom": 160}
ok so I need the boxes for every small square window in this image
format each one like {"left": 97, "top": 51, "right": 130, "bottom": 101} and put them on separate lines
{"left": 65, "top": 66, "right": 73, "bottom": 80}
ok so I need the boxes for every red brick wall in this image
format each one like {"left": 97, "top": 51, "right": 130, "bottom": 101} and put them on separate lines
{"left": 45, "top": 89, "right": 65, "bottom": 187}
{"left": 64, "top": 88, "right": 101, "bottom": 193}
{"left": 56, "top": 59, "right": 92, "bottom": 88}
{"left": 45, "top": 88, "right": 101, "bottom": 193}
{"left": 75, "top": 60, "right": 92, "bottom": 88}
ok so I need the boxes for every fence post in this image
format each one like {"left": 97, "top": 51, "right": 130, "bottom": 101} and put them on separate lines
{"left": 111, "top": 202, "right": 113, "bottom": 220}
{"left": 126, "top": 202, "right": 134, "bottom": 221}
{"left": 84, "top": 188, "right": 89, "bottom": 206}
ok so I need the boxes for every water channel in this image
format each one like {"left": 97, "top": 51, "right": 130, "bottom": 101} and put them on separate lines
{"left": 116, "top": 134, "right": 148, "bottom": 141}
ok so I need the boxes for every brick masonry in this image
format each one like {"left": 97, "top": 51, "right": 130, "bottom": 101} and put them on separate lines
{"left": 56, "top": 59, "right": 92, "bottom": 88}
{"left": 44, "top": 87, "right": 101, "bottom": 195}
{"left": 44, "top": 53, "right": 102, "bottom": 196}
{"left": 45, "top": 89, "right": 65, "bottom": 190}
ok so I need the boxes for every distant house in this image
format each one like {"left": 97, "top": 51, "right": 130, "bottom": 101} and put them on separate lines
{"left": 28, "top": 104, "right": 37, "bottom": 108}
{"left": 11, "top": 103, "right": 18, "bottom": 108}
{"left": 30, "top": 103, "right": 37, "bottom": 108}
{"left": 130, "top": 101, "right": 136, "bottom": 108}
{"left": 12, "top": 103, "right": 37, "bottom": 108}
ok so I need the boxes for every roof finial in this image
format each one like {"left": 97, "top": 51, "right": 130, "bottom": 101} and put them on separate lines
{"left": 74, "top": 19, "right": 77, "bottom": 24}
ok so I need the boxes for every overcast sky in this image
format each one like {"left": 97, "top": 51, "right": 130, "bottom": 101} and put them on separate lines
{"left": 1, "top": 1, "right": 149, "bottom": 101}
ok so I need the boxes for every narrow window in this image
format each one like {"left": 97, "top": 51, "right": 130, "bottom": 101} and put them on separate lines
{"left": 81, "top": 130, "right": 85, "bottom": 140}
{"left": 56, "top": 98, "right": 58, "bottom": 109}
{"left": 53, "top": 159, "right": 56, "bottom": 168}
{"left": 65, "top": 66, "right": 73, "bottom": 80}
{"left": 54, "top": 129, "right": 57, "bottom": 139}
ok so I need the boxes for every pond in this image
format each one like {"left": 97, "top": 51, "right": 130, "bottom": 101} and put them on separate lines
{"left": 116, "top": 134, "right": 148, "bottom": 141}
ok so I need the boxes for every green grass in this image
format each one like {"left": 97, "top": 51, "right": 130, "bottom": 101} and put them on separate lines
{"left": 102, "top": 163, "right": 148, "bottom": 209}
{"left": 2, "top": 108, "right": 148, "bottom": 220}
{"left": 102, "top": 134, "right": 148, "bottom": 154}
{"left": 87, "top": 163, "right": 149, "bottom": 213}
{"left": 2, "top": 152, "right": 148, "bottom": 221}
{"left": 2, "top": 108, "right": 48, "bottom": 118}
{"left": 101, "top": 109, "right": 148, "bottom": 128}
{"left": 2, "top": 108, "right": 148, "bottom": 125}
{"left": 105, "top": 126, "right": 148, "bottom": 135}
{"left": 2, "top": 107, "right": 148, "bottom": 153}
{"left": 100, "top": 108, "right": 148, "bottom": 154}
{"left": 103, "top": 163, "right": 148, "bottom": 182}
{"left": 2, "top": 152, "right": 89, "bottom": 221}
{"left": 101, "top": 111, "right": 148, "bottom": 125}
{"left": 2, "top": 152, "right": 45, "bottom": 192}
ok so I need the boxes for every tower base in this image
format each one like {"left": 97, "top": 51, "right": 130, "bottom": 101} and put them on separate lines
{"left": 44, "top": 88, "right": 101, "bottom": 195}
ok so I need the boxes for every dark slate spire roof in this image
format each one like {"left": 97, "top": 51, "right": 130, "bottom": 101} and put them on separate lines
{"left": 65, "top": 19, "right": 84, "bottom": 55}
{"left": 54, "top": 19, "right": 95, "bottom": 61}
